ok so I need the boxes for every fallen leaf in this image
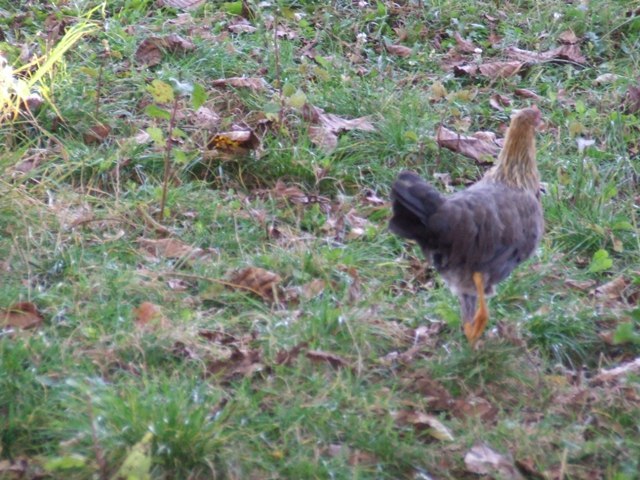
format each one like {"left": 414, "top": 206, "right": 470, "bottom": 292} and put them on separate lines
{"left": 301, "top": 279, "right": 326, "bottom": 300}
{"left": 393, "top": 411, "right": 454, "bottom": 441}
{"left": 306, "top": 350, "right": 350, "bottom": 369}
{"left": 137, "top": 237, "right": 216, "bottom": 261}
{"left": 624, "top": 84, "right": 640, "bottom": 114}
{"left": 348, "top": 449, "right": 379, "bottom": 466}
{"left": 592, "top": 357, "right": 640, "bottom": 385}
{"left": 1, "top": 302, "right": 43, "bottom": 329}
{"left": 452, "top": 396, "right": 498, "bottom": 422}
{"left": 194, "top": 106, "right": 221, "bottom": 129}
{"left": 207, "top": 129, "right": 260, "bottom": 152}
{"left": 593, "top": 73, "right": 620, "bottom": 85}
{"left": 132, "top": 302, "right": 169, "bottom": 330}
{"left": 590, "top": 275, "right": 630, "bottom": 307}
{"left": 454, "top": 32, "right": 480, "bottom": 54}
{"left": 275, "top": 341, "right": 309, "bottom": 366}
{"left": 308, "top": 125, "right": 338, "bottom": 152}
{"left": 83, "top": 123, "right": 111, "bottom": 145}
{"left": 564, "top": 278, "right": 597, "bottom": 292}
{"left": 211, "top": 77, "right": 269, "bottom": 91}
{"left": 504, "top": 46, "right": 549, "bottom": 63}
{"left": 558, "top": 29, "right": 580, "bottom": 45}
{"left": 135, "top": 35, "right": 195, "bottom": 66}
{"left": 207, "top": 347, "right": 264, "bottom": 380}
{"left": 430, "top": 81, "right": 448, "bottom": 101}
{"left": 164, "top": 33, "right": 196, "bottom": 52}
{"left": 345, "top": 266, "right": 361, "bottom": 303}
{"left": 478, "top": 60, "right": 525, "bottom": 79}
{"left": 410, "top": 376, "right": 454, "bottom": 411}
{"left": 162, "top": 0, "right": 206, "bottom": 9}
{"left": 464, "top": 443, "right": 524, "bottom": 479}
{"left": 436, "top": 125, "right": 501, "bottom": 163}
{"left": 228, "top": 266, "right": 282, "bottom": 303}
{"left": 385, "top": 43, "right": 412, "bottom": 57}
{"left": 228, "top": 19, "right": 257, "bottom": 34}
{"left": 489, "top": 93, "right": 511, "bottom": 111}
{"left": 552, "top": 43, "right": 586, "bottom": 64}
{"left": 514, "top": 88, "right": 543, "bottom": 100}
{"left": 515, "top": 458, "right": 546, "bottom": 480}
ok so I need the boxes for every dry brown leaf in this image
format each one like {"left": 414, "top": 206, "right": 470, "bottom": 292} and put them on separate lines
{"left": 345, "top": 266, "right": 361, "bottom": 303}
{"left": 207, "top": 347, "right": 264, "bottom": 380}
{"left": 1, "top": 302, "right": 43, "bottom": 329}
{"left": 514, "top": 88, "right": 543, "bottom": 100}
{"left": 592, "top": 357, "right": 640, "bottom": 385}
{"left": 162, "top": 0, "right": 206, "bottom": 9}
{"left": 228, "top": 19, "right": 257, "bottom": 34}
{"left": 515, "top": 458, "right": 546, "bottom": 480}
{"left": 590, "top": 276, "right": 629, "bottom": 305}
{"left": 410, "top": 376, "right": 454, "bottom": 411}
{"left": 504, "top": 46, "right": 549, "bottom": 63}
{"left": 478, "top": 60, "right": 525, "bottom": 79}
{"left": 0, "top": 458, "right": 28, "bottom": 477}
{"left": 228, "top": 267, "right": 282, "bottom": 303}
{"left": 308, "top": 125, "right": 338, "bottom": 152}
{"left": 564, "top": 278, "right": 597, "bottom": 292}
{"left": 385, "top": 43, "right": 412, "bottom": 57}
{"left": 135, "top": 38, "right": 163, "bottom": 66}
{"left": 489, "top": 93, "right": 511, "bottom": 111}
{"left": 211, "top": 77, "right": 268, "bottom": 91}
{"left": 198, "top": 329, "right": 240, "bottom": 345}
{"left": 164, "top": 33, "right": 196, "bottom": 52}
{"left": 551, "top": 43, "right": 586, "bottom": 64}
{"left": 138, "top": 237, "right": 215, "bottom": 261}
{"left": 135, "top": 35, "right": 195, "bottom": 66}
{"left": 272, "top": 180, "right": 321, "bottom": 207}
{"left": 316, "top": 109, "right": 375, "bottom": 133}
{"left": 436, "top": 125, "right": 501, "bottom": 163}
{"left": 452, "top": 63, "right": 478, "bottom": 77}
{"left": 464, "top": 443, "right": 524, "bottom": 479}
{"left": 83, "top": 123, "right": 111, "bottom": 145}
{"left": 305, "top": 105, "right": 374, "bottom": 152}
{"left": 454, "top": 32, "right": 479, "bottom": 54}
{"left": 558, "top": 30, "right": 580, "bottom": 45}
{"left": 275, "top": 341, "right": 309, "bottom": 366}
{"left": 301, "top": 279, "right": 326, "bottom": 300}
{"left": 207, "top": 130, "right": 260, "bottom": 152}
{"left": 306, "top": 350, "right": 350, "bottom": 369}
{"left": 452, "top": 396, "right": 498, "bottom": 422}
{"left": 624, "top": 84, "right": 640, "bottom": 114}
{"left": 348, "top": 450, "right": 379, "bottom": 466}
{"left": 194, "top": 106, "right": 221, "bottom": 129}
{"left": 132, "top": 301, "right": 170, "bottom": 330}
{"left": 393, "top": 411, "right": 454, "bottom": 441}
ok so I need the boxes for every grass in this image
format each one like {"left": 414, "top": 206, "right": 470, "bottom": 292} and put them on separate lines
{"left": 1, "top": 0, "right": 640, "bottom": 478}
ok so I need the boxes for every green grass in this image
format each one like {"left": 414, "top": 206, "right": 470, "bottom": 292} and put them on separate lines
{"left": 1, "top": 0, "right": 640, "bottom": 478}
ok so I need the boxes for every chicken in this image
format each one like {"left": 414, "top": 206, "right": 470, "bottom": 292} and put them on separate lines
{"left": 389, "top": 108, "right": 543, "bottom": 344}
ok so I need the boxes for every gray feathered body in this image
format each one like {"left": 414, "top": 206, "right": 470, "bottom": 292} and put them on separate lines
{"left": 389, "top": 108, "right": 544, "bottom": 325}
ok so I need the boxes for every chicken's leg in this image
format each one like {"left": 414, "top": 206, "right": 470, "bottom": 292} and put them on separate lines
{"left": 463, "top": 272, "right": 489, "bottom": 344}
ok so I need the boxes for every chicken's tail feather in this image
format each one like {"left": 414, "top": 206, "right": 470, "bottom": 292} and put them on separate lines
{"left": 389, "top": 171, "right": 444, "bottom": 241}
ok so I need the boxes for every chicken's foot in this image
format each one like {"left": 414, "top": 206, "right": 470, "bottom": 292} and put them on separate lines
{"left": 463, "top": 272, "right": 489, "bottom": 344}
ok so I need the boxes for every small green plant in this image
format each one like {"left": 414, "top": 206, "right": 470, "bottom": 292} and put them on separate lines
{"left": 144, "top": 79, "right": 206, "bottom": 220}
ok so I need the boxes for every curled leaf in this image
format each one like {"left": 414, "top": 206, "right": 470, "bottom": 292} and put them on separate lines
{"left": 228, "top": 267, "right": 282, "bottom": 303}
{"left": 436, "top": 125, "right": 501, "bottom": 163}
{"left": 1, "top": 302, "right": 43, "bottom": 329}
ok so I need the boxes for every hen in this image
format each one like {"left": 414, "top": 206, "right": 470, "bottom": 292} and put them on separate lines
{"left": 389, "top": 108, "right": 543, "bottom": 344}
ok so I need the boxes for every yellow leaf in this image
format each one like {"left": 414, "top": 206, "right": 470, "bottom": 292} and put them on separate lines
{"left": 147, "top": 79, "right": 174, "bottom": 103}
